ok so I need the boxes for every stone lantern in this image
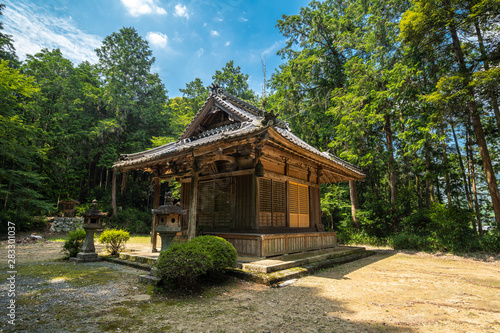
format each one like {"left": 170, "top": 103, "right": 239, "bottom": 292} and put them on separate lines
{"left": 152, "top": 192, "right": 185, "bottom": 252}
{"left": 71, "top": 199, "right": 106, "bottom": 263}
{"left": 58, "top": 199, "right": 80, "bottom": 217}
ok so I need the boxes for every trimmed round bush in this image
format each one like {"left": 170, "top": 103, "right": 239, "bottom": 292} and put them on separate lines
{"left": 190, "top": 235, "right": 237, "bottom": 273}
{"left": 155, "top": 241, "right": 213, "bottom": 287}
{"left": 98, "top": 229, "right": 130, "bottom": 255}
{"left": 62, "top": 228, "right": 86, "bottom": 258}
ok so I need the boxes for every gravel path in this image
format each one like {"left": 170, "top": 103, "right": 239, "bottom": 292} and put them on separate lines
{"left": 1, "top": 239, "right": 499, "bottom": 332}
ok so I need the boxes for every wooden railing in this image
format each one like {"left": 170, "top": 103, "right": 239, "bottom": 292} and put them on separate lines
{"left": 212, "top": 232, "right": 337, "bottom": 258}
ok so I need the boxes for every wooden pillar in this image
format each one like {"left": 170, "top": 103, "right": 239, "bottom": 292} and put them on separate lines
{"left": 188, "top": 171, "right": 199, "bottom": 240}
{"left": 120, "top": 171, "right": 127, "bottom": 195}
{"left": 111, "top": 168, "right": 117, "bottom": 216}
{"left": 151, "top": 178, "right": 161, "bottom": 252}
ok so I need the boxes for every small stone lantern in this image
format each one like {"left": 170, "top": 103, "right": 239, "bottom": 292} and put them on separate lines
{"left": 58, "top": 199, "right": 80, "bottom": 217}
{"left": 71, "top": 199, "right": 106, "bottom": 263}
{"left": 152, "top": 192, "right": 185, "bottom": 252}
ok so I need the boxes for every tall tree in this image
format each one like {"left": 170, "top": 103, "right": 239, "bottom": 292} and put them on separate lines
{"left": 0, "top": 4, "right": 18, "bottom": 64}
{"left": 95, "top": 27, "right": 168, "bottom": 157}
{"left": 400, "top": 0, "right": 500, "bottom": 231}
{"left": 0, "top": 60, "right": 48, "bottom": 221}
{"left": 212, "top": 61, "right": 255, "bottom": 101}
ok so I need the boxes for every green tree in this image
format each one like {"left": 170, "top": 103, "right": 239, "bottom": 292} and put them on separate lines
{"left": 0, "top": 60, "right": 48, "bottom": 225}
{"left": 400, "top": 0, "right": 500, "bottom": 232}
{"left": 95, "top": 27, "right": 168, "bottom": 157}
{"left": 0, "top": 4, "right": 18, "bottom": 64}
{"left": 212, "top": 60, "right": 255, "bottom": 101}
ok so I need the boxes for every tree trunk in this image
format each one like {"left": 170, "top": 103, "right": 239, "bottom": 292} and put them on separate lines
{"left": 466, "top": 125, "right": 478, "bottom": 234}
{"left": 425, "top": 145, "right": 434, "bottom": 207}
{"left": 467, "top": 125, "right": 482, "bottom": 235}
{"left": 441, "top": 138, "right": 452, "bottom": 205}
{"left": 384, "top": 114, "right": 397, "bottom": 204}
{"left": 111, "top": 168, "right": 117, "bottom": 216}
{"left": 451, "top": 122, "right": 473, "bottom": 210}
{"left": 446, "top": 7, "right": 500, "bottom": 232}
{"left": 474, "top": 20, "right": 500, "bottom": 135}
{"left": 349, "top": 180, "right": 360, "bottom": 229}
{"left": 470, "top": 111, "right": 500, "bottom": 231}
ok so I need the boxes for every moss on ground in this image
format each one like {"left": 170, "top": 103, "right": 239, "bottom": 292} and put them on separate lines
{"left": 17, "top": 262, "right": 118, "bottom": 287}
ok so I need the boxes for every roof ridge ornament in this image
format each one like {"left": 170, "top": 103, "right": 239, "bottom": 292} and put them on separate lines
{"left": 210, "top": 83, "right": 223, "bottom": 96}
{"left": 261, "top": 109, "right": 279, "bottom": 127}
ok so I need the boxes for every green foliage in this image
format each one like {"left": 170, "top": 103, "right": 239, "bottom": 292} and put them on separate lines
{"left": 98, "top": 229, "right": 130, "bottom": 255}
{"left": 155, "top": 241, "right": 214, "bottom": 288}
{"left": 0, "top": 4, "right": 18, "bottom": 64}
{"left": 337, "top": 229, "right": 390, "bottom": 247}
{"left": 391, "top": 204, "right": 499, "bottom": 253}
{"left": 0, "top": 211, "right": 48, "bottom": 233}
{"left": 62, "top": 228, "right": 86, "bottom": 258}
{"left": 104, "top": 208, "right": 151, "bottom": 234}
{"left": 155, "top": 236, "right": 238, "bottom": 288}
{"left": 190, "top": 236, "right": 237, "bottom": 274}
{"left": 391, "top": 233, "right": 439, "bottom": 252}
{"left": 212, "top": 60, "right": 255, "bottom": 101}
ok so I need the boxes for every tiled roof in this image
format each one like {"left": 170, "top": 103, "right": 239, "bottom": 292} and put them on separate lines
{"left": 114, "top": 86, "right": 364, "bottom": 178}
{"left": 273, "top": 127, "right": 364, "bottom": 176}
{"left": 116, "top": 121, "right": 262, "bottom": 168}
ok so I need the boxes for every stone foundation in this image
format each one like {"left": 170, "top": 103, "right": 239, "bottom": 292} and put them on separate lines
{"left": 50, "top": 217, "right": 83, "bottom": 232}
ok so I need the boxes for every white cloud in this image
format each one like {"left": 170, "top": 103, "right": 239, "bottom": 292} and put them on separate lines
{"left": 173, "top": 4, "right": 189, "bottom": 19}
{"left": 2, "top": 0, "right": 101, "bottom": 64}
{"left": 210, "top": 30, "right": 220, "bottom": 37}
{"left": 215, "top": 17, "right": 223, "bottom": 22}
{"left": 225, "top": 41, "right": 230, "bottom": 46}
{"left": 239, "top": 17, "right": 248, "bottom": 22}
{"left": 261, "top": 40, "right": 284, "bottom": 56}
{"left": 195, "top": 48, "right": 204, "bottom": 57}
{"left": 146, "top": 32, "right": 168, "bottom": 48}
{"left": 120, "top": 0, "right": 166, "bottom": 17}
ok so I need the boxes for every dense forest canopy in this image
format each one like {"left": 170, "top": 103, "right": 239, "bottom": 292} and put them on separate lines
{"left": 0, "top": 1, "right": 498, "bottom": 250}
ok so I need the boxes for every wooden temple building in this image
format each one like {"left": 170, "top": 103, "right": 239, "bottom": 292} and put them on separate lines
{"left": 113, "top": 85, "right": 365, "bottom": 257}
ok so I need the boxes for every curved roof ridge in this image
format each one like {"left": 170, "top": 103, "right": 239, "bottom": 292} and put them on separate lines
{"left": 272, "top": 126, "right": 364, "bottom": 176}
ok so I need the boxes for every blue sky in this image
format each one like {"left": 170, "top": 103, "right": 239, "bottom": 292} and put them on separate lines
{"left": 2, "top": 0, "right": 310, "bottom": 97}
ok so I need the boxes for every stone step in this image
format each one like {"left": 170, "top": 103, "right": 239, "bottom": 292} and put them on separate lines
{"left": 240, "top": 246, "right": 366, "bottom": 273}
{"left": 118, "top": 252, "right": 158, "bottom": 266}
{"left": 103, "top": 256, "right": 153, "bottom": 271}
{"left": 229, "top": 248, "right": 375, "bottom": 286}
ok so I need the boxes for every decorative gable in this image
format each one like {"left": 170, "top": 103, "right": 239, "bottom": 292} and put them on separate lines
{"left": 179, "top": 84, "right": 266, "bottom": 141}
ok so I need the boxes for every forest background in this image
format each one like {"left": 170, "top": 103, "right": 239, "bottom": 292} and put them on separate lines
{"left": 1, "top": 0, "right": 499, "bottom": 253}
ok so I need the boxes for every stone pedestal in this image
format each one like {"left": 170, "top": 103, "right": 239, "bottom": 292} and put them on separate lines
{"left": 70, "top": 252, "right": 102, "bottom": 263}
{"left": 156, "top": 226, "right": 182, "bottom": 252}
{"left": 70, "top": 227, "right": 102, "bottom": 263}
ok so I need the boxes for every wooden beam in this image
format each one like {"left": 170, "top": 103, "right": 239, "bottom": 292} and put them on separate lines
{"left": 180, "top": 168, "right": 255, "bottom": 182}
{"left": 188, "top": 170, "right": 200, "bottom": 240}
{"left": 263, "top": 170, "right": 321, "bottom": 189}
{"left": 151, "top": 178, "right": 161, "bottom": 252}
{"left": 111, "top": 168, "right": 117, "bottom": 216}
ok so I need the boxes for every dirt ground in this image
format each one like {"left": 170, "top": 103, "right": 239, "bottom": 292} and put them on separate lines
{"left": 1, "top": 239, "right": 499, "bottom": 332}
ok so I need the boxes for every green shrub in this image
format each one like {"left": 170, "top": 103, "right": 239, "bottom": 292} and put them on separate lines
{"left": 103, "top": 208, "right": 151, "bottom": 234}
{"left": 62, "top": 228, "right": 86, "bottom": 258}
{"left": 391, "top": 233, "right": 440, "bottom": 252}
{"left": 155, "top": 241, "right": 213, "bottom": 288}
{"left": 0, "top": 211, "right": 49, "bottom": 233}
{"left": 429, "top": 203, "right": 475, "bottom": 252}
{"left": 190, "top": 235, "right": 237, "bottom": 274}
{"left": 98, "top": 229, "right": 130, "bottom": 255}
{"left": 476, "top": 232, "right": 500, "bottom": 253}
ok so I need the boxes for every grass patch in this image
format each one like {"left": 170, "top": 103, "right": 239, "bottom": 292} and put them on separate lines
{"left": 18, "top": 262, "right": 119, "bottom": 287}
{"left": 98, "top": 317, "right": 144, "bottom": 331}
